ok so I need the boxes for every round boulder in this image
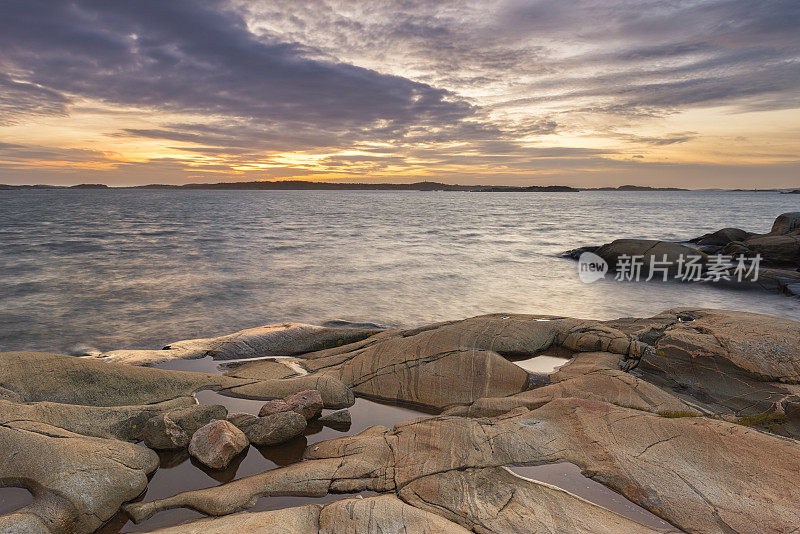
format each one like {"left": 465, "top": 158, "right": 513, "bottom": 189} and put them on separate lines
{"left": 227, "top": 411, "right": 307, "bottom": 446}
{"left": 258, "top": 389, "right": 323, "bottom": 420}
{"left": 188, "top": 419, "right": 249, "bottom": 469}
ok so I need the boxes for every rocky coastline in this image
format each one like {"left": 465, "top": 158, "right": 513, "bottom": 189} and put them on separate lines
{"left": 2, "top": 306, "right": 800, "bottom": 533}
{"left": 564, "top": 212, "right": 800, "bottom": 296}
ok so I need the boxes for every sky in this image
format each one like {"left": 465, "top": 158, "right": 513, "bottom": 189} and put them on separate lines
{"left": 0, "top": 0, "right": 798, "bottom": 187}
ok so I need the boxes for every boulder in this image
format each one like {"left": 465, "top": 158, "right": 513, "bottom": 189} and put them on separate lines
{"left": 259, "top": 389, "right": 323, "bottom": 419}
{"left": 227, "top": 411, "right": 307, "bottom": 446}
{"left": 742, "top": 234, "right": 800, "bottom": 265}
{"left": 142, "top": 404, "right": 228, "bottom": 450}
{"left": 770, "top": 212, "right": 800, "bottom": 235}
{"left": 693, "top": 227, "right": 752, "bottom": 246}
{"left": 297, "top": 315, "right": 548, "bottom": 410}
{"left": 188, "top": 419, "right": 249, "bottom": 469}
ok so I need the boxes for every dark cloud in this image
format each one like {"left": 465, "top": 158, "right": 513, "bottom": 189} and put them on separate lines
{"left": 0, "top": 0, "right": 473, "bottom": 136}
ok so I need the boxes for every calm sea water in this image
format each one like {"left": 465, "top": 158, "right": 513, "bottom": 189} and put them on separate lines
{"left": 0, "top": 189, "right": 798, "bottom": 353}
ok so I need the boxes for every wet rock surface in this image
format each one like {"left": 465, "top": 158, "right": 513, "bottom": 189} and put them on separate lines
{"left": 2, "top": 306, "right": 799, "bottom": 533}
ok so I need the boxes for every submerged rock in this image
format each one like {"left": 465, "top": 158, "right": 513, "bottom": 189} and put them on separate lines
{"left": 227, "top": 411, "right": 307, "bottom": 446}
{"left": 188, "top": 419, "right": 249, "bottom": 469}
{"left": 594, "top": 239, "right": 707, "bottom": 273}
{"left": 318, "top": 409, "right": 351, "bottom": 429}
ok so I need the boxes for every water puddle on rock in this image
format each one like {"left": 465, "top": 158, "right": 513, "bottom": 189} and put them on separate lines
{"left": 97, "top": 355, "right": 670, "bottom": 532}
{"left": 0, "top": 487, "right": 33, "bottom": 515}
{"left": 512, "top": 354, "right": 569, "bottom": 374}
{"left": 508, "top": 463, "right": 673, "bottom": 531}
{"left": 98, "top": 356, "right": 423, "bottom": 532}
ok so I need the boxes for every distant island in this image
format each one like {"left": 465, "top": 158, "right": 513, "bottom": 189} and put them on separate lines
{"left": 1, "top": 180, "right": 797, "bottom": 192}
{"left": 586, "top": 184, "right": 687, "bottom": 191}
{"left": 1, "top": 180, "right": 579, "bottom": 192}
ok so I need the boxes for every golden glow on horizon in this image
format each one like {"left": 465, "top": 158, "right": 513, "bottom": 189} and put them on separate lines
{"left": 2, "top": 98, "right": 798, "bottom": 185}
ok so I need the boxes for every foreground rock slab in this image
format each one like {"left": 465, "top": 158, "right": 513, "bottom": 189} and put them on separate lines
{"left": 125, "top": 396, "right": 800, "bottom": 533}
{"left": 238, "top": 313, "right": 650, "bottom": 411}
{"left": 0, "top": 351, "right": 354, "bottom": 408}
{"left": 0, "top": 420, "right": 158, "bottom": 533}
{"left": 4, "top": 307, "right": 799, "bottom": 533}
{"left": 400, "top": 466, "right": 676, "bottom": 533}
{"left": 95, "top": 322, "right": 381, "bottom": 366}
{"left": 142, "top": 495, "right": 471, "bottom": 533}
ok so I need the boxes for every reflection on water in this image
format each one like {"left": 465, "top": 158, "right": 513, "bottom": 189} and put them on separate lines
{"left": 0, "top": 487, "right": 32, "bottom": 515}
{"left": 512, "top": 354, "right": 569, "bottom": 374}
{"left": 508, "top": 463, "right": 673, "bottom": 531}
{"left": 99, "top": 382, "right": 423, "bottom": 532}
{"left": 1, "top": 190, "right": 798, "bottom": 354}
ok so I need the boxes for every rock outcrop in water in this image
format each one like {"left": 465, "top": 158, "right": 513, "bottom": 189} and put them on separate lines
{"left": 564, "top": 212, "right": 800, "bottom": 295}
{"left": 2, "top": 307, "right": 800, "bottom": 533}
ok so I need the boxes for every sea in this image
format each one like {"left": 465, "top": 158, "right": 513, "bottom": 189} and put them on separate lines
{"left": 1, "top": 189, "right": 798, "bottom": 353}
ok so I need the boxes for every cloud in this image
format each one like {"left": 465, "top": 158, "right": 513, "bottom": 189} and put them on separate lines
{"left": 0, "top": 73, "right": 70, "bottom": 125}
{"left": 0, "top": 0, "right": 798, "bottom": 186}
{"left": 0, "top": 0, "right": 473, "bottom": 137}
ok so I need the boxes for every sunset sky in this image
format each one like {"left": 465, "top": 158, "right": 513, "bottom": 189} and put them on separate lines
{"left": 1, "top": 0, "right": 798, "bottom": 187}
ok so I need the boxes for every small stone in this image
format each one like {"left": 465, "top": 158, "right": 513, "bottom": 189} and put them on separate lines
{"left": 319, "top": 409, "right": 351, "bottom": 429}
{"left": 258, "top": 389, "right": 323, "bottom": 420}
{"left": 141, "top": 404, "right": 228, "bottom": 450}
{"left": 227, "top": 411, "right": 307, "bottom": 446}
{"left": 188, "top": 420, "right": 248, "bottom": 469}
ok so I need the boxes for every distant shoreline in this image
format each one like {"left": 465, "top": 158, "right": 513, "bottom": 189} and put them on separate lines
{"left": 0, "top": 180, "right": 797, "bottom": 192}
